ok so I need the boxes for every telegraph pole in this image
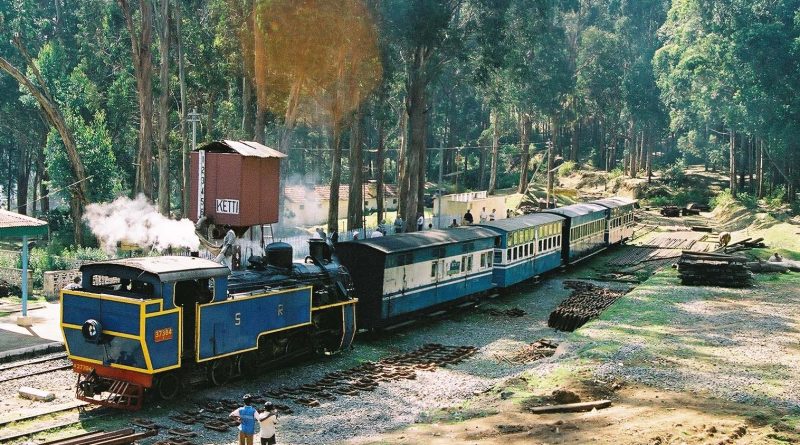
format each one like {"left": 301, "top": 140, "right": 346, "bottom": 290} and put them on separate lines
{"left": 188, "top": 108, "right": 202, "bottom": 219}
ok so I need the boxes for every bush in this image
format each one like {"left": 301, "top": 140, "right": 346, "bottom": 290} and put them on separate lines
{"left": 710, "top": 189, "right": 757, "bottom": 211}
{"left": 27, "top": 245, "right": 109, "bottom": 287}
{"left": 557, "top": 161, "right": 576, "bottom": 177}
{"left": 608, "top": 167, "right": 624, "bottom": 179}
{"left": 662, "top": 159, "right": 687, "bottom": 186}
{"left": 766, "top": 186, "right": 786, "bottom": 208}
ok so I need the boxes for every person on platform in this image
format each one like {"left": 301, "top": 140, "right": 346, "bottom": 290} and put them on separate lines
{"left": 352, "top": 231, "right": 360, "bottom": 240}
{"left": 417, "top": 214, "right": 424, "bottom": 231}
{"left": 370, "top": 229, "right": 384, "bottom": 238}
{"left": 330, "top": 229, "right": 339, "bottom": 244}
{"left": 479, "top": 207, "right": 488, "bottom": 223}
{"left": 230, "top": 394, "right": 258, "bottom": 445}
{"left": 463, "top": 209, "right": 474, "bottom": 225}
{"left": 64, "top": 276, "right": 82, "bottom": 290}
{"left": 449, "top": 219, "right": 459, "bottom": 228}
{"left": 428, "top": 223, "right": 433, "bottom": 230}
{"left": 258, "top": 402, "right": 279, "bottom": 445}
{"left": 394, "top": 216, "right": 404, "bottom": 234}
{"left": 489, "top": 209, "right": 496, "bottom": 221}
{"left": 315, "top": 227, "right": 327, "bottom": 240}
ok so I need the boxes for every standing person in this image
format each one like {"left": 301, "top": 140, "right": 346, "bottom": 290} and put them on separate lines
{"left": 417, "top": 214, "right": 424, "bottom": 231}
{"left": 489, "top": 209, "right": 496, "bottom": 221}
{"left": 479, "top": 207, "right": 488, "bottom": 223}
{"left": 315, "top": 227, "right": 327, "bottom": 240}
{"left": 449, "top": 218, "right": 459, "bottom": 228}
{"left": 258, "top": 402, "right": 279, "bottom": 445}
{"left": 394, "top": 216, "right": 404, "bottom": 234}
{"left": 215, "top": 225, "right": 237, "bottom": 270}
{"left": 352, "top": 231, "right": 360, "bottom": 240}
{"left": 370, "top": 229, "right": 384, "bottom": 238}
{"left": 330, "top": 229, "right": 339, "bottom": 244}
{"left": 230, "top": 394, "right": 258, "bottom": 445}
{"left": 463, "top": 209, "right": 474, "bottom": 225}
{"left": 427, "top": 223, "right": 433, "bottom": 230}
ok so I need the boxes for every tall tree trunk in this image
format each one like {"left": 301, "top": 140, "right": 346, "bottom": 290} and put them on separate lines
{"left": 757, "top": 138, "right": 764, "bottom": 198}
{"left": 488, "top": 109, "right": 499, "bottom": 195}
{"left": 0, "top": 53, "right": 89, "bottom": 244}
{"left": 570, "top": 113, "right": 579, "bottom": 162}
{"left": 517, "top": 112, "right": 531, "bottom": 193}
{"left": 327, "top": 122, "right": 344, "bottom": 233}
{"left": 242, "top": 76, "right": 254, "bottom": 138}
{"left": 157, "top": 0, "right": 170, "bottom": 215}
{"left": 16, "top": 143, "right": 30, "bottom": 215}
{"left": 403, "top": 49, "right": 427, "bottom": 233}
{"left": 205, "top": 93, "right": 215, "bottom": 141}
{"left": 347, "top": 107, "right": 365, "bottom": 231}
{"left": 547, "top": 114, "right": 558, "bottom": 207}
{"left": 729, "top": 128, "right": 736, "bottom": 196}
{"left": 175, "top": 0, "right": 189, "bottom": 217}
{"left": 628, "top": 122, "right": 637, "bottom": 178}
{"left": 645, "top": 129, "right": 653, "bottom": 183}
{"left": 376, "top": 118, "right": 385, "bottom": 224}
{"left": 397, "top": 108, "right": 408, "bottom": 221}
{"left": 120, "top": 0, "right": 155, "bottom": 200}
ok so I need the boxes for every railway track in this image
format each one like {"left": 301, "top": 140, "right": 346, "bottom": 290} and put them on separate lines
{"left": 0, "top": 363, "right": 73, "bottom": 384}
{"left": 0, "top": 352, "right": 68, "bottom": 371}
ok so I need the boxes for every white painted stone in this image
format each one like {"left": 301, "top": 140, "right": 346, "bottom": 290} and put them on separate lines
{"left": 18, "top": 386, "right": 55, "bottom": 402}
{"left": 16, "top": 316, "right": 33, "bottom": 327}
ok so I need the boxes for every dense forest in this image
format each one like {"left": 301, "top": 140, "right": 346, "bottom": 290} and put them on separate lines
{"left": 1, "top": 0, "right": 799, "bottom": 243}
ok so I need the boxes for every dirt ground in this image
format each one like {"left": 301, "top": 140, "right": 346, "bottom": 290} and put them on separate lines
{"left": 353, "top": 381, "right": 787, "bottom": 445}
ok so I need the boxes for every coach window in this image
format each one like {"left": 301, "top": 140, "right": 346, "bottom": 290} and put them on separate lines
{"left": 430, "top": 262, "right": 438, "bottom": 278}
{"left": 480, "top": 253, "right": 486, "bottom": 268}
{"left": 461, "top": 256, "right": 467, "bottom": 272}
{"left": 507, "top": 249, "right": 511, "bottom": 261}
{"left": 538, "top": 239, "right": 543, "bottom": 252}
{"left": 488, "top": 253, "right": 493, "bottom": 267}
{"left": 467, "top": 256, "right": 473, "bottom": 271}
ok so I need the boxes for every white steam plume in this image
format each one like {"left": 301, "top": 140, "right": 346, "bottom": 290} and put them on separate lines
{"left": 83, "top": 194, "right": 200, "bottom": 254}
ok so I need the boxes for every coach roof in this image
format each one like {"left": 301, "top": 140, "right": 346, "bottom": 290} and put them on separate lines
{"left": 542, "top": 203, "right": 607, "bottom": 218}
{"left": 80, "top": 256, "right": 230, "bottom": 282}
{"left": 590, "top": 197, "right": 637, "bottom": 209}
{"left": 342, "top": 227, "right": 498, "bottom": 254}
{"left": 477, "top": 213, "right": 564, "bottom": 233}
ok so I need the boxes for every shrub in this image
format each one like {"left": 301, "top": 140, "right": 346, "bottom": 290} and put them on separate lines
{"left": 557, "top": 161, "right": 576, "bottom": 177}
{"left": 662, "top": 159, "right": 687, "bottom": 186}
{"left": 737, "top": 192, "right": 758, "bottom": 210}
{"left": 608, "top": 168, "right": 624, "bottom": 179}
{"left": 766, "top": 186, "right": 785, "bottom": 208}
{"left": 710, "top": 189, "right": 757, "bottom": 211}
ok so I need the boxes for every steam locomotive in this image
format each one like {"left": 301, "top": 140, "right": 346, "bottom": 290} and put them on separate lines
{"left": 60, "top": 197, "right": 635, "bottom": 410}
{"left": 60, "top": 239, "right": 355, "bottom": 410}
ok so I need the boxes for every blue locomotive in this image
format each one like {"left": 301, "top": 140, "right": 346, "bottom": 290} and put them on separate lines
{"left": 60, "top": 240, "right": 356, "bottom": 410}
{"left": 337, "top": 197, "right": 636, "bottom": 329}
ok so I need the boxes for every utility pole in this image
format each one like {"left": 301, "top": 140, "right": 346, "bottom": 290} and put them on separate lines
{"left": 188, "top": 108, "right": 202, "bottom": 219}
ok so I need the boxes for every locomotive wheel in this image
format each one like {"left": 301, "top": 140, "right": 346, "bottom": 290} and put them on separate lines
{"left": 238, "top": 352, "right": 260, "bottom": 377}
{"left": 208, "top": 358, "right": 234, "bottom": 386}
{"left": 155, "top": 372, "right": 181, "bottom": 400}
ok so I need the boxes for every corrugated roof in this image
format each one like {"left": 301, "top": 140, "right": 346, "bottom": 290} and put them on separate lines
{"left": 476, "top": 213, "right": 564, "bottom": 233}
{"left": 80, "top": 256, "right": 230, "bottom": 282}
{"left": 590, "top": 197, "right": 637, "bottom": 209}
{"left": 542, "top": 203, "right": 608, "bottom": 218}
{"left": 341, "top": 226, "right": 499, "bottom": 254}
{"left": 0, "top": 209, "right": 48, "bottom": 237}
{"left": 196, "top": 140, "right": 287, "bottom": 158}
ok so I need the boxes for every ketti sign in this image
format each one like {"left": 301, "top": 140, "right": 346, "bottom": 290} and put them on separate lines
{"left": 216, "top": 199, "right": 240, "bottom": 215}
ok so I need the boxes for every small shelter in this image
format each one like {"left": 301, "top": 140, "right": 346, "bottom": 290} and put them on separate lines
{"left": 0, "top": 209, "right": 48, "bottom": 326}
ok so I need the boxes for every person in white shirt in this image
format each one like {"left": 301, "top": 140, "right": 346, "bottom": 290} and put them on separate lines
{"left": 258, "top": 402, "right": 279, "bottom": 445}
{"left": 416, "top": 214, "right": 424, "bottom": 231}
{"left": 370, "top": 229, "right": 384, "bottom": 238}
{"left": 479, "top": 207, "right": 488, "bottom": 222}
{"left": 489, "top": 209, "right": 496, "bottom": 221}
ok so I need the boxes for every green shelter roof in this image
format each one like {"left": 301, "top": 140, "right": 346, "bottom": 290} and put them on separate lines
{"left": 0, "top": 209, "right": 49, "bottom": 237}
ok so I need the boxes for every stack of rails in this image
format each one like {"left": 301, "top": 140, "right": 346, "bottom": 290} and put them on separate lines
{"left": 677, "top": 251, "right": 753, "bottom": 288}
{"left": 548, "top": 281, "right": 629, "bottom": 332}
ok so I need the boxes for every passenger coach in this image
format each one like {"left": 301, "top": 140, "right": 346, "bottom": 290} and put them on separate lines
{"left": 591, "top": 197, "right": 636, "bottom": 244}
{"left": 337, "top": 228, "right": 497, "bottom": 329}
{"left": 543, "top": 203, "right": 608, "bottom": 264}
{"left": 477, "top": 213, "right": 565, "bottom": 287}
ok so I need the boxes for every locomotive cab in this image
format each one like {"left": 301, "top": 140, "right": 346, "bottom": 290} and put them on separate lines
{"left": 60, "top": 257, "right": 230, "bottom": 409}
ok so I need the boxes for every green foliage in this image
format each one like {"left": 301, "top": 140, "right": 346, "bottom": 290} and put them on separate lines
{"left": 608, "top": 168, "right": 624, "bottom": 179}
{"left": 711, "top": 189, "right": 758, "bottom": 211}
{"left": 27, "top": 245, "right": 109, "bottom": 287}
{"left": 662, "top": 158, "right": 687, "bottom": 186}
{"left": 766, "top": 186, "right": 786, "bottom": 209}
{"left": 557, "top": 161, "right": 576, "bottom": 177}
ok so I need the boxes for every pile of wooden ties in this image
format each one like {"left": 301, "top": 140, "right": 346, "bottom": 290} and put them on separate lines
{"left": 677, "top": 251, "right": 753, "bottom": 288}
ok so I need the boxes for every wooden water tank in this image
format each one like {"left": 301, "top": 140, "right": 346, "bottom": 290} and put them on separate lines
{"left": 189, "top": 140, "right": 286, "bottom": 227}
